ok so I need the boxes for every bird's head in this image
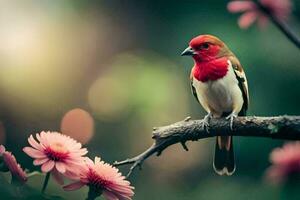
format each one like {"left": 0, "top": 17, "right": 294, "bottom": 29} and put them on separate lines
{"left": 181, "top": 35, "right": 232, "bottom": 62}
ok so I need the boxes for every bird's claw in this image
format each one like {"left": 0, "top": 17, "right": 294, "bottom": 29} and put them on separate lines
{"left": 226, "top": 113, "right": 237, "bottom": 130}
{"left": 201, "top": 113, "right": 211, "bottom": 132}
{"left": 201, "top": 120, "right": 210, "bottom": 131}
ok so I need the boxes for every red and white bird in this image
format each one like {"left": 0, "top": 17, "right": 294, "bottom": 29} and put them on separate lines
{"left": 181, "top": 35, "right": 249, "bottom": 175}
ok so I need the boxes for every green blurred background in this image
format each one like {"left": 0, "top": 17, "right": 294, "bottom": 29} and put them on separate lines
{"left": 0, "top": 0, "right": 300, "bottom": 199}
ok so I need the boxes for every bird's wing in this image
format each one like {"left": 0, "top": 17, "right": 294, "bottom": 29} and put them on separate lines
{"left": 229, "top": 56, "right": 249, "bottom": 115}
{"left": 190, "top": 70, "right": 200, "bottom": 103}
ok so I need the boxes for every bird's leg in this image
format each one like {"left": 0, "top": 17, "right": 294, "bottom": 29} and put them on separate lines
{"left": 226, "top": 112, "right": 237, "bottom": 130}
{"left": 201, "top": 113, "right": 212, "bottom": 132}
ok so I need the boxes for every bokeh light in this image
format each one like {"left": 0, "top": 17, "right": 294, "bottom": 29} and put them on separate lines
{"left": 88, "top": 53, "right": 190, "bottom": 123}
{"left": 0, "top": 0, "right": 108, "bottom": 119}
{"left": 61, "top": 108, "right": 94, "bottom": 144}
{"left": 88, "top": 76, "right": 131, "bottom": 121}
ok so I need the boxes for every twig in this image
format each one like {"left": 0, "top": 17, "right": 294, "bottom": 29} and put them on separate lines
{"left": 114, "top": 115, "right": 300, "bottom": 177}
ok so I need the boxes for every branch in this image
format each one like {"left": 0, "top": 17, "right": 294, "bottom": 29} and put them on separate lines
{"left": 255, "top": 1, "right": 300, "bottom": 49}
{"left": 114, "top": 115, "right": 300, "bottom": 177}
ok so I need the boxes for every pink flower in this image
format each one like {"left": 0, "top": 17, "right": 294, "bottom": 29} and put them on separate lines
{"left": 64, "top": 157, "right": 134, "bottom": 200}
{"left": 0, "top": 145, "right": 5, "bottom": 154}
{"left": 266, "top": 142, "right": 300, "bottom": 183}
{"left": 23, "top": 131, "right": 87, "bottom": 184}
{"left": 0, "top": 145, "right": 27, "bottom": 184}
{"left": 227, "top": 0, "right": 292, "bottom": 29}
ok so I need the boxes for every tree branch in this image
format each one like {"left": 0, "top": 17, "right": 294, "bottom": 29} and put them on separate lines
{"left": 114, "top": 115, "right": 300, "bottom": 177}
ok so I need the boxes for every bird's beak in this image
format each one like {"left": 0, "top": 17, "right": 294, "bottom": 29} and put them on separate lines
{"left": 181, "top": 46, "right": 196, "bottom": 56}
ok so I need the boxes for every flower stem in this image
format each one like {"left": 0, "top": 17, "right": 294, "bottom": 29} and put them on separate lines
{"left": 255, "top": 1, "right": 300, "bottom": 49}
{"left": 41, "top": 172, "right": 50, "bottom": 194}
{"left": 86, "top": 186, "right": 101, "bottom": 200}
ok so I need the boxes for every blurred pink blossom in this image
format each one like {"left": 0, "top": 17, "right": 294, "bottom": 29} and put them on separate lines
{"left": 64, "top": 157, "right": 134, "bottom": 200}
{"left": 0, "top": 145, "right": 27, "bottom": 184}
{"left": 23, "top": 131, "right": 87, "bottom": 185}
{"left": 266, "top": 142, "right": 300, "bottom": 183}
{"left": 0, "top": 145, "right": 5, "bottom": 154}
{"left": 227, "top": 0, "right": 292, "bottom": 29}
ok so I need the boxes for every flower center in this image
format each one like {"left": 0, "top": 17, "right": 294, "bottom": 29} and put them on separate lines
{"left": 44, "top": 142, "right": 69, "bottom": 161}
{"left": 87, "top": 169, "right": 112, "bottom": 190}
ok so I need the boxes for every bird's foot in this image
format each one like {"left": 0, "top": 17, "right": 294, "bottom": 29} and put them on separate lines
{"left": 226, "top": 113, "right": 237, "bottom": 130}
{"left": 201, "top": 113, "right": 212, "bottom": 132}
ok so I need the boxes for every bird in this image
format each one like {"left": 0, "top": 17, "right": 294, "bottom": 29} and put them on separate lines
{"left": 181, "top": 34, "right": 249, "bottom": 175}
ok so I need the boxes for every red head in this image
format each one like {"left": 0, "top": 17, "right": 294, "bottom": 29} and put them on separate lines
{"left": 181, "top": 35, "right": 231, "bottom": 62}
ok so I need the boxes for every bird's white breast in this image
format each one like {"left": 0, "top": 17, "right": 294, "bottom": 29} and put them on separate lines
{"left": 192, "top": 60, "right": 243, "bottom": 117}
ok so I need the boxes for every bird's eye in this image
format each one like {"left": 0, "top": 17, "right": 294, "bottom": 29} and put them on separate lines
{"left": 200, "top": 43, "right": 209, "bottom": 49}
{"left": 194, "top": 43, "right": 210, "bottom": 51}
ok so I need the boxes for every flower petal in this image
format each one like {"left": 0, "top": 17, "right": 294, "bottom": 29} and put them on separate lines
{"left": 103, "top": 191, "right": 119, "bottom": 200}
{"left": 23, "top": 147, "right": 46, "bottom": 159}
{"left": 238, "top": 11, "right": 258, "bottom": 29}
{"left": 63, "top": 181, "right": 85, "bottom": 191}
{"left": 3, "top": 152, "right": 27, "bottom": 183}
{"left": 64, "top": 169, "right": 80, "bottom": 180}
{"left": 0, "top": 145, "right": 6, "bottom": 154}
{"left": 41, "top": 160, "right": 55, "bottom": 172}
{"left": 52, "top": 169, "right": 64, "bottom": 185}
{"left": 111, "top": 184, "right": 135, "bottom": 196}
{"left": 33, "top": 158, "right": 49, "bottom": 166}
{"left": 56, "top": 162, "right": 66, "bottom": 173}
{"left": 28, "top": 135, "right": 43, "bottom": 151}
{"left": 227, "top": 1, "right": 256, "bottom": 13}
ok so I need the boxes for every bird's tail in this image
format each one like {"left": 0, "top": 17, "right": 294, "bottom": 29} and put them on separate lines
{"left": 213, "top": 136, "right": 235, "bottom": 176}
